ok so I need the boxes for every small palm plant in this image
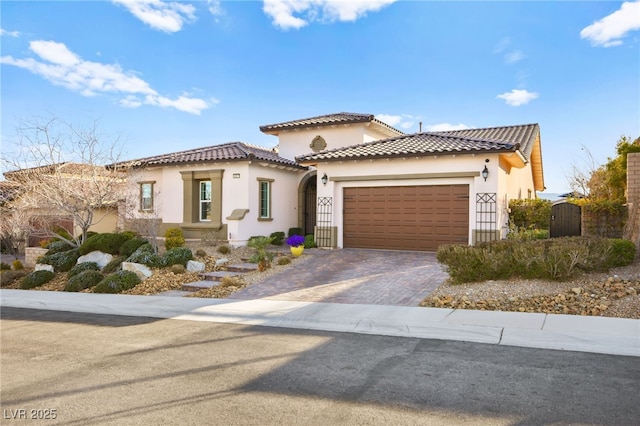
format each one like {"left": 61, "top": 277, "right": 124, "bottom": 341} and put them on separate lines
{"left": 248, "top": 236, "right": 275, "bottom": 271}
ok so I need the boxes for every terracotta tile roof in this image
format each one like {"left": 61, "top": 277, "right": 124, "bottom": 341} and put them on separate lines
{"left": 260, "top": 112, "right": 403, "bottom": 136}
{"left": 129, "top": 142, "right": 304, "bottom": 169}
{"left": 432, "top": 123, "right": 540, "bottom": 161}
{"left": 296, "top": 124, "right": 539, "bottom": 162}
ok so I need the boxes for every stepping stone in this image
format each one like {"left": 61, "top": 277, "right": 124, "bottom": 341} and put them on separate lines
{"left": 226, "top": 263, "right": 259, "bottom": 273}
{"left": 181, "top": 280, "right": 221, "bottom": 292}
{"left": 200, "top": 271, "right": 243, "bottom": 281}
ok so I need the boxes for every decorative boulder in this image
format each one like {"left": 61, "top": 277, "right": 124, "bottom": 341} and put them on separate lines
{"left": 215, "top": 258, "right": 229, "bottom": 267}
{"left": 34, "top": 264, "right": 54, "bottom": 273}
{"left": 77, "top": 251, "right": 113, "bottom": 269}
{"left": 121, "top": 262, "right": 153, "bottom": 280}
{"left": 187, "top": 260, "right": 205, "bottom": 273}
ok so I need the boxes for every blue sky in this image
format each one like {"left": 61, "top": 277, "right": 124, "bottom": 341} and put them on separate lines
{"left": 1, "top": 0, "right": 639, "bottom": 193}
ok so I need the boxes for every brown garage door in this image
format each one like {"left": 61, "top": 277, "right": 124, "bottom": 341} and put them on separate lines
{"left": 343, "top": 185, "right": 469, "bottom": 251}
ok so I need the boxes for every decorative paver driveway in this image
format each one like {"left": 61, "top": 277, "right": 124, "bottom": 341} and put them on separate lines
{"left": 229, "top": 249, "right": 449, "bottom": 306}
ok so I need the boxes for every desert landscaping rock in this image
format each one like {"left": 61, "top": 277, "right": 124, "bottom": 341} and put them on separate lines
{"left": 34, "top": 264, "right": 54, "bottom": 273}
{"left": 77, "top": 250, "right": 113, "bottom": 269}
{"left": 187, "top": 260, "right": 206, "bottom": 272}
{"left": 122, "top": 262, "right": 153, "bottom": 280}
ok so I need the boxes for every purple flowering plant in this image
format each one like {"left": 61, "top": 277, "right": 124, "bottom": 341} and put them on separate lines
{"left": 286, "top": 235, "right": 305, "bottom": 247}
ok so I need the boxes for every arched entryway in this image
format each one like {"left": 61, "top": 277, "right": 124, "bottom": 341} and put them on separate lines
{"left": 299, "top": 174, "right": 317, "bottom": 236}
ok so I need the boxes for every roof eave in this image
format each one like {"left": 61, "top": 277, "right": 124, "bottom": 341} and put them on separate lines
{"left": 260, "top": 117, "right": 374, "bottom": 136}
{"left": 297, "top": 148, "right": 516, "bottom": 164}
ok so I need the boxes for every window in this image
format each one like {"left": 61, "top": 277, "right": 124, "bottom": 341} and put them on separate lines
{"left": 200, "top": 181, "right": 212, "bottom": 221}
{"left": 258, "top": 179, "right": 272, "bottom": 219}
{"left": 139, "top": 182, "right": 154, "bottom": 212}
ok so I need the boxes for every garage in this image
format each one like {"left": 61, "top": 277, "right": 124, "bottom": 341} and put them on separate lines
{"left": 343, "top": 184, "right": 469, "bottom": 251}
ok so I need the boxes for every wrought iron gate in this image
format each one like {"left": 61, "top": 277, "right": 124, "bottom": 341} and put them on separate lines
{"left": 316, "top": 197, "right": 332, "bottom": 248}
{"left": 476, "top": 193, "right": 497, "bottom": 243}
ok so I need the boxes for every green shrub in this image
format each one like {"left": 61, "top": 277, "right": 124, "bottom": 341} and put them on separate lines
{"left": 277, "top": 256, "right": 291, "bottom": 266}
{"left": 68, "top": 262, "right": 100, "bottom": 278}
{"left": 304, "top": 235, "right": 317, "bottom": 249}
{"left": 270, "top": 232, "right": 285, "bottom": 246}
{"left": 119, "top": 237, "right": 149, "bottom": 258}
{"left": 45, "top": 239, "right": 74, "bottom": 254}
{"left": 195, "top": 248, "right": 207, "bottom": 258}
{"left": 82, "top": 231, "right": 98, "bottom": 242}
{"left": 93, "top": 270, "right": 141, "bottom": 294}
{"left": 509, "top": 198, "right": 552, "bottom": 229}
{"left": 288, "top": 227, "right": 303, "bottom": 237}
{"left": 164, "top": 228, "right": 185, "bottom": 250}
{"left": 12, "top": 260, "right": 24, "bottom": 270}
{"left": 437, "top": 244, "right": 492, "bottom": 284}
{"left": 217, "top": 245, "right": 231, "bottom": 255}
{"left": 51, "top": 225, "right": 74, "bottom": 243}
{"left": 0, "top": 262, "right": 10, "bottom": 271}
{"left": 65, "top": 270, "right": 103, "bottom": 292}
{"left": 120, "top": 230, "right": 138, "bottom": 240}
{"left": 162, "top": 247, "right": 193, "bottom": 267}
{"left": 437, "top": 237, "right": 634, "bottom": 284}
{"left": 170, "top": 264, "right": 186, "bottom": 274}
{"left": 126, "top": 244, "right": 162, "bottom": 268}
{"left": 606, "top": 239, "right": 636, "bottom": 267}
{"left": 38, "top": 248, "right": 80, "bottom": 272}
{"left": 102, "top": 256, "right": 125, "bottom": 274}
{"left": 1, "top": 270, "right": 28, "bottom": 287}
{"left": 21, "top": 270, "right": 55, "bottom": 289}
{"left": 507, "top": 226, "right": 549, "bottom": 241}
{"left": 78, "top": 233, "right": 132, "bottom": 255}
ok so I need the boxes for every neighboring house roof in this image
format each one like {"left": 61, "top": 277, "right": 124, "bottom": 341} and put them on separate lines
{"left": 0, "top": 181, "right": 22, "bottom": 205}
{"left": 296, "top": 125, "right": 537, "bottom": 162}
{"left": 259, "top": 112, "right": 404, "bottom": 137}
{"left": 3, "top": 162, "right": 116, "bottom": 180}
{"left": 127, "top": 141, "right": 305, "bottom": 169}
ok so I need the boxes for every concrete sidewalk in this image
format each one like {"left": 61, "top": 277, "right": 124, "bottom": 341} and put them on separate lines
{"left": 1, "top": 289, "right": 638, "bottom": 357}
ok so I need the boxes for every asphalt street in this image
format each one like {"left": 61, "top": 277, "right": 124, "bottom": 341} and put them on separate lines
{"left": 1, "top": 307, "right": 638, "bottom": 425}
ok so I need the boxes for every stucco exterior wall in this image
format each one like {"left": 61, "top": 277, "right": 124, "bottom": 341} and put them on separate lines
{"left": 126, "top": 162, "right": 305, "bottom": 246}
{"left": 276, "top": 126, "right": 366, "bottom": 160}
{"left": 86, "top": 208, "right": 119, "bottom": 234}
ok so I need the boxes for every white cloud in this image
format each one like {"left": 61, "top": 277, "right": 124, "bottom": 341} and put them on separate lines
{"left": 0, "top": 28, "right": 20, "bottom": 37}
{"left": 208, "top": 0, "right": 223, "bottom": 16}
{"left": 425, "top": 123, "right": 471, "bottom": 132}
{"left": 263, "top": 0, "right": 397, "bottom": 30}
{"left": 375, "top": 113, "right": 417, "bottom": 130}
{"left": 1, "top": 40, "right": 210, "bottom": 115}
{"left": 113, "top": 0, "right": 196, "bottom": 33}
{"left": 492, "top": 37, "right": 525, "bottom": 64}
{"left": 505, "top": 50, "right": 524, "bottom": 64}
{"left": 492, "top": 37, "right": 510, "bottom": 54}
{"left": 496, "top": 89, "right": 539, "bottom": 107}
{"left": 580, "top": 1, "right": 640, "bottom": 47}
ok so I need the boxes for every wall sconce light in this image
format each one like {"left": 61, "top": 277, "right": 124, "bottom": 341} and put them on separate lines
{"left": 482, "top": 162, "right": 489, "bottom": 181}
{"left": 321, "top": 173, "right": 328, "bottom": 185}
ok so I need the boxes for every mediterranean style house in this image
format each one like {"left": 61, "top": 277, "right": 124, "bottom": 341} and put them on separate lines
{"left": 125, "top": 112, "right": 544, "bottom": 251}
